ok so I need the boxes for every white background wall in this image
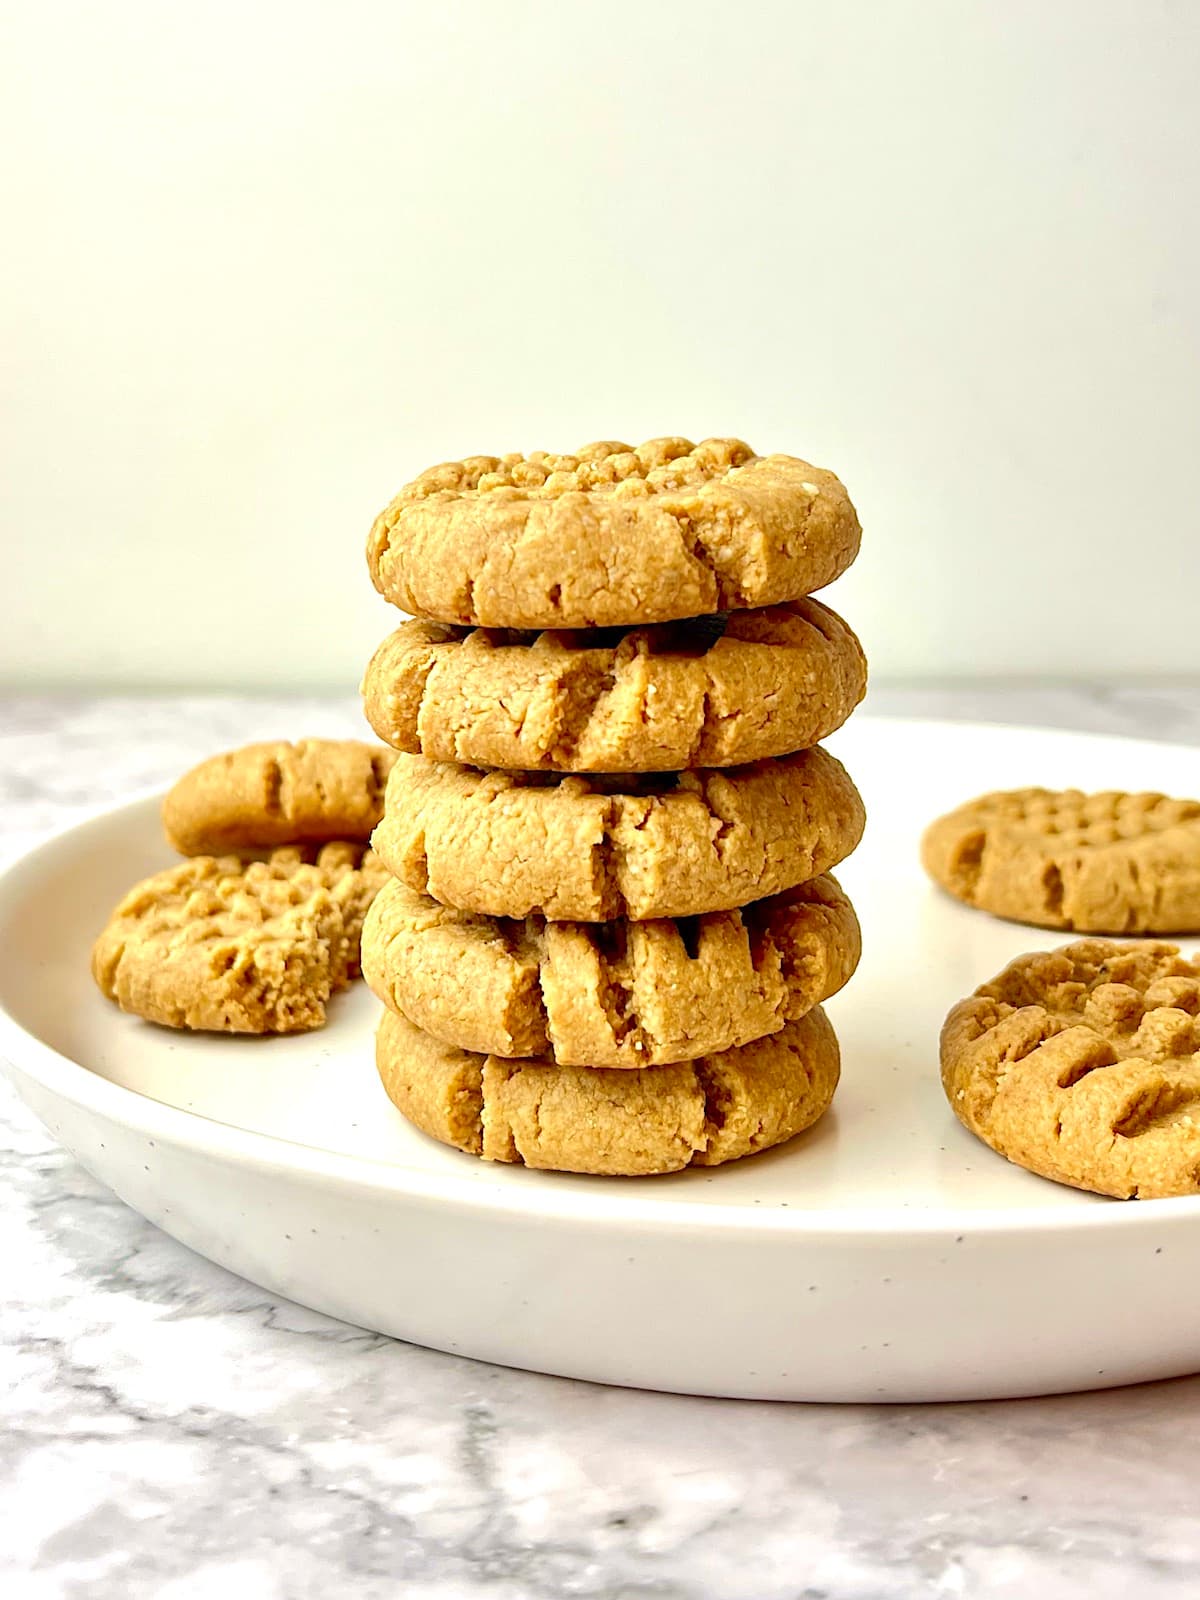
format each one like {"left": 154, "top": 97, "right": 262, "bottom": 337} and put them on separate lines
{"left": 2, "top": 0, "right": 1197, "bottom": 689}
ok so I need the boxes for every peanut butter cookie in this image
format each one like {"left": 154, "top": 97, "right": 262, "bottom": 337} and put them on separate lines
{"left": 360, "top": 598, "right": 867, "bottom": 773}
{"left": 276, "top": 842, "right": 389, "bottom": 981}
{"left": 923, "top": 788, "right": 1200, "bottom": 934}
{"left": 373, "top": 749, "right": 865, "bottom": 922}
{"left": 92, "top": 843, "right": 387, "bottom": 1032}
{"left": 376, "top": 1004, "right": 841, "bottom": 1176}
{"left": 941, "top": 940, "right": 1200, "bottom": 1198}
{"left": 361, "top": 873, "right": 859, "bottom": 1067}
{"left": 163, "top": 739, "right": 397, "bottom": 855}
{"left": 367, "top": 437, "right": 861, "bottom": 629}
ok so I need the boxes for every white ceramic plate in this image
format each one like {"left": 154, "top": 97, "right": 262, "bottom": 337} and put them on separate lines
{"left": 2, "top": 717, "right": 1198, "bottom": 1402}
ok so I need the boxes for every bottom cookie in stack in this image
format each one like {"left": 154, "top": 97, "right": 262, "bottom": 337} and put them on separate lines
{"left": 376, "top": 1005, "right": 841, "bottom": 1176}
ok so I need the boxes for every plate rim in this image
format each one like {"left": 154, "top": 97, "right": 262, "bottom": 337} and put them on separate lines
{"left": 3, "top": 715, "right": 1200, "bottom": 1242}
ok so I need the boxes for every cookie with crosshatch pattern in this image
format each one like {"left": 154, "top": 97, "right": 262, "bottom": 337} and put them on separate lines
{"left": 922, "top": 787, "right": 1200, "bottom": 934}
{"left": 366, "top": 437, "right": 861, "bottom": 629}
{"left": 92, "top": 844, "right": 387, "bottom": 1033}
{"left": 941, "top": 940, "right": 1200, "bottom": 1198}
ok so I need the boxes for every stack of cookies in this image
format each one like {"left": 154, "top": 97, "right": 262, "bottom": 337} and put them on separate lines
{"left": 359, "top": 437, "right": 869, "bottom": 1175}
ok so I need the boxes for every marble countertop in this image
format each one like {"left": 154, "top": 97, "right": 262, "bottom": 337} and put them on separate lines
{"left": 3, "top": 686, "right": 1200, "bottom": 1600}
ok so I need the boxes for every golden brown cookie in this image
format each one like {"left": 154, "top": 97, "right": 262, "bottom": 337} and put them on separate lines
{"left": 373, "top": 749, "right": 866, "bottom": 922}
{"left": 941, "top": 940, "right": 1200, "bottom": 1198}
{"left": 92, "top": 843, "right": 387, "bottom": 1033}
{"left": 163, "top": 739, "right": 398, "bottom": 856}
{"left": 360, "top": 598, "right": 867, "bottom": 773}
{"left": 361, "top": 873, "right": 859, "bottom": 1067}
{"left": 367, "top": 437, "right": 861, "bottom": 629}
{"left": 376, "top": 1004, "right": 841, "bottom": 1175}
{"left": 274, "top": 843, "right": 389, "bottom": 981}
{"left": 922, "top": 788, "right": 1200, "bottom": 934}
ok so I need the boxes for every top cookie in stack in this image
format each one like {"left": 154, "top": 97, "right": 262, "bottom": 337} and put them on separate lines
{"left": 365, "top": 436, "right": 861, "bottom": 630}
{"left": 360, "top": 437, "right": 868, "bottom": 1176}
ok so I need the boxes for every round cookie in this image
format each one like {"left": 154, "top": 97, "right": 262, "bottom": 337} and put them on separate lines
{"left": 163, "top": 739, "right": 398, "bottom": 856}
{"left": 367, "top": 437, "right": 861, "bottom": 629}
{"left": 922, "top": 787, "right": 1200, "bottom": 934}
{"left": 361, "top": 873, "right": 860, "bottom": 1067}
{"left": 941, "top": 940, "right": 1200, "bottom": 1199}
{"left": 92, "top": 843, "right": 387, "bottom": 1033}
{"left": 373, "top": 749, "right": 866, "bottom": 922}
{"left": 375, "top": 1005, "right": 841, "bottom": 1176}
{"left": 360, "top": 598, "right": 867, "bottom": 773}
